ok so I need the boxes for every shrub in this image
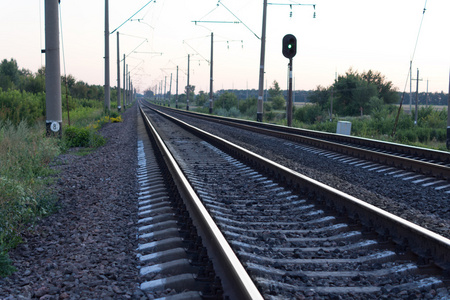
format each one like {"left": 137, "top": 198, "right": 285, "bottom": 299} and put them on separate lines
{"left": 0, "top": 248, "right": 15, "bottom": 277}
{"left": 395, "top": 129, "right": 417, "bottom": 144}
{"left": 271, "top": 95, "right": 285, "bottom": 110}
{"left": 228, "top": 107, "right": 241, "bottom": 118}
{"left": 0, "top": 122, "right": 60, "bottom": 277}
{"left": 110, "top": 115, "right": 123, "bottom": 123}
{"left": 416, "top": 127, "right": 431, "bottom": 143}
{"left": 63, "top": 126, "right": 106, "bottom": 148}
{"left": 293, "top": 104, "right": 323, "bottom": 124}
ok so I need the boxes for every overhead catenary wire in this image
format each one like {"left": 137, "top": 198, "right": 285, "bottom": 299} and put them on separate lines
{"left": 111, "top": 0, "right": 155, "bottom": 34}
{"left": 123, "top": 39, "right": 149, "bottom": 61}
{"left": 217, "top": 0, "right": 260, "bottom": 39}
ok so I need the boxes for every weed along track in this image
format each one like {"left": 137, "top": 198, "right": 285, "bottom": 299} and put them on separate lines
{"left": 140, "top": 101, "right": 450, "bottom": 299}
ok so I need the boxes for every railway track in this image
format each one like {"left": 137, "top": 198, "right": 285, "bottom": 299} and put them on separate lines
{"left": 137, "top": 104, "right": 262, "bottom": 299}
{"left": 152, "top": 103, "right": 450, "bottom": 182}
{"left": 138, "top": 102, "right": 450, "bottom": 299}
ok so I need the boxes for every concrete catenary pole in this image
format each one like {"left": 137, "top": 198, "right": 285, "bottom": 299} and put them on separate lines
{"left": 176, "top": 66, "right": 179, "bottom": 108}
{"left": 123, "top": 54, "right": 126, "bottom": 111}
{"left": 117, "top": 32, "right": 121, "bottom": 111}
{"left": 409, "top": 61, "right": 412, "bottom": 114}
{"left": 257, "top": 0, "right": 268, "bottom": 122}
{"left": 126, "top": 64, "right": 128, "bottom": 106}
{"left": 169, "top": 73, "right": 172, "bottom": 107}
{"left": 164, "top": 76, "right": 167, "bottom": 106}
{"left": 45, "top": 0, "right": 62, "bottom": 137}
{"left": 209, "top": 32, "right": 214, "bottom": 114}
{"left": 104, "top": 0, "right": 110, "bottom": 112}
{"left": 447, "top": 71, "right": 450, "bottom": 150}
{"left": 186, "top": 54, "right": 191, "bottom": 110}
{"left": 414, "top": 68, "right": 419, "bottom": 125}
{"left": 186, "top": 54, "right": 190, "bottom": 111}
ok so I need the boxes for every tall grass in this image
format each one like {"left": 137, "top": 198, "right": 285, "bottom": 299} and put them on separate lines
{"left": 0, "top": 121, "right": 60, "bottom": 276}
{"left": 0, "top": 99, "right": 120, "bottom": 276}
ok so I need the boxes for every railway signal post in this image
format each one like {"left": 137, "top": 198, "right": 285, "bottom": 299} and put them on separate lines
{"left": 282, "top": 34, "right": 297, "bottom": 127}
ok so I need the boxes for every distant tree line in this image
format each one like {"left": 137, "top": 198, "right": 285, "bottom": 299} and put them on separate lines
{"left": 0, "top": 58, "right": 122, "bottom": 125}
{"left": 0, "top": 58, "right": 118, "bottom": 102}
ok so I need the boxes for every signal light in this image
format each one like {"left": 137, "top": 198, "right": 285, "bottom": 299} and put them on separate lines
{"left": 282, "top": 34, "right": 297, "bottom": 59}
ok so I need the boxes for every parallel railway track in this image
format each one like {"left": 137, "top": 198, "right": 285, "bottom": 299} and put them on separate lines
{"left": 138, "top": 101, "right": 450, "bottom": 299}
{"left": 151, "top": 103, "right": 450, "bottom": 182}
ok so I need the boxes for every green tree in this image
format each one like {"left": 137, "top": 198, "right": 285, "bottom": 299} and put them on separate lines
{"left": 362, "top": 70, "right": 399, "bottom": 104}
{"left": 22, "top": 67, "right": 45, "bottom": 94}
{"left": 0, "top": 59, "right": 20, "bottom": 91}
{"left": 309, "top": 85, "right": 331, "bottom": 109}
{"left": 333, "top": 69, "right": 377, "bottom": 116}
{"left": 268, "top": 80, "right": 283, "bottom": 100}
{"left": 217, "top": 91, "right": 238, "bottom": 111}
{"left": 196, "top": 91, "right": 208, "bottom": 107}
{"left": 268, "top": 81, "right": 285, "bottom": 110}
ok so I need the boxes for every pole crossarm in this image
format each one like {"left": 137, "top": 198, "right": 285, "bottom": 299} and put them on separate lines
{"left": 192, "top": 20, "right": 239, "bottom": 24}
{"left": 268, "top": 3, "right": 315, "bottom": 6}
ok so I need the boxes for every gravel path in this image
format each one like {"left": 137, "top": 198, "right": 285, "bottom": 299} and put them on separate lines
{"left": 0, "top": 105, "right": 140, "bottom": 299}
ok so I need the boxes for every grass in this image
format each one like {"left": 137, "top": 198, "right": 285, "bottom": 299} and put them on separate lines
{"left": 0, "top": 121, "right": 61, "bottom": 275}
{"left": 0, "top": 101, "right": 123, "bottom": 277}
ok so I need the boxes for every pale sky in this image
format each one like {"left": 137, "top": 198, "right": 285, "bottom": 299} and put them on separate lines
{"left": 1, "top": 0, "right": 449, "bottom": 94}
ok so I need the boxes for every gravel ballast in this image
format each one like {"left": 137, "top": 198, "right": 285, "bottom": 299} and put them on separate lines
{"left": 0, "top": 105, "right": 140, "bottom": 299}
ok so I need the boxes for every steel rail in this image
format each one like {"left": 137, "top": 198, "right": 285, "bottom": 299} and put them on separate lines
{"left": 149, "top": 105, "right": 450, "bottom": 272}
{"left": 149, "top": 103, "right": 450, "bottom": 180}
{"left": 138, "top": 103, "right": 264, "bottom": 300}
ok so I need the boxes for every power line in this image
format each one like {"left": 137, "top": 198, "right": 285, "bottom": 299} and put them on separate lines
{"left": 217, "top": 0, "right": 260, "bottom": 39}
{"left": 111, "top": 0, "right": 155, "bottom": 34}
{"left": 198, "top": 4, "right": 220, "bottom": 21}
{"left": 392, "top": 0, "right": 428, "bottom": 137}
{"left": 411, "top": 0, "right": 427, "bottom": 63}
{"left": 183, "top": 40, "right": 210, "bottom": 63}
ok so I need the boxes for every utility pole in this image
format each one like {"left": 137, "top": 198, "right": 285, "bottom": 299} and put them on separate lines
{"left": 209, "top": 32, "right": 214, "bottom": 114}
{"left": 414, "top": 68, "right": 419, "bottom": 125}
{"left": 125, "top": 64, "right": 128, "bottom": 107}
{"left": 164, "top": 76, "right": 167, "bottom": 106}
{"left": 169, "top": 73, "right": 172, "bottom": 107}
{"left": 447, "top": 71, "right": 450, "bottom": 150}
{"left": 330, "top": 87, "right": 333, "bottom": 122}
{"left": 130, "top": 80, "right": 133, "bottom": 104}
{"left": 44, "top": 0, "right": 62, "bottom": 137}
{"left": 412, "top": 68, "right": 423, "bottom": 125}
{"left": 176, "top": 66, "right": 179, "bottom": 108}
{"left": 257, "top": 0, "right": 268, "bottom": 122}
{"left": 409, "top": 60, "right": 412, "bottom": 114}
{"left": 117, "top": 32, "right": 121, "bottom": 112}
{"left": 104, "top": 0, "right": 110, "bottom": 112}
{"left": 186, "top": 54, "right": 190, "bottom": 110}
{"left": 123, "top": 55, "right": 126, "bottom": 111}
